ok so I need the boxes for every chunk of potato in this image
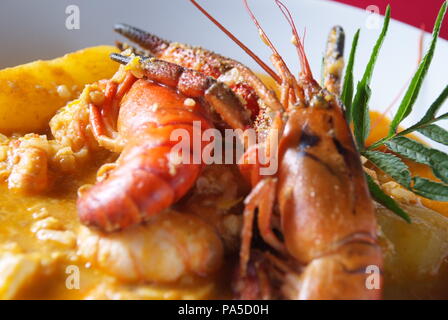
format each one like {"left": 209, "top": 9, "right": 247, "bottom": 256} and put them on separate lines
{"left": 0, "top": 252, "right": 39, "bottom": 299}
{"left": 378, "top": 204, "right": 448, "bottom": 299}
{"left": 0, "top": 46, "right": 119, "bottom": 134}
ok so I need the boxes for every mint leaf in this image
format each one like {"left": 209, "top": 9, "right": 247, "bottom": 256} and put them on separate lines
{"left": 352, "top": 6, "right": 390, "bottom": 149}
{"left": 432, "top": 159, "right": 448, "bottom": 184}
{"left": 385, "top": 136, "right": 448, "bottom": 184}
{"left": 367, "top": 85, "right": 448, "bottom": 150}
{"left": 414, "top": 84, "right": 448, "bottom": 127}
{"left": 417, "top": 125, "right": 448, "bottom": 146}
{"left": 412, "top": 177, "right": 448, "bottom": 201}
{"left": 385, "top": 137, "right": 432, "bottom": 165}
{"left": 366, "top": 174, "right": 411, "bottom": 222}
{"left": 341, "top": 29, "right": 360, "bottom": 122}
{"left": 389, "top": 1, "right": 447, "bottom": 134}
{"left": 363, "top": 150, "right": 412, "bottom": 187}
{"left": 352, "top": 83, "right": 372, "bottom": 147}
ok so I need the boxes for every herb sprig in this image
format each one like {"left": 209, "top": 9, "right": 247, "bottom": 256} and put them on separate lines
{"left": 341, "top": 29, "right": 360, "bottom": 121}
{"left": 351, "top": 6, "right": 391, "bottom": 149}
{"left": 340, "top": 1, "right": 448, "bottom": 222}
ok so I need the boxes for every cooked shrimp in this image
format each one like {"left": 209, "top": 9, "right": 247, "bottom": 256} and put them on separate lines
{"left": 192, "top": 0, "right": 382, "bottom": 300}
{"left": 77, "top": 54, "right": 251, "bottom": 232}
{"left": 7, "top": 139, "right": 48, "bottom": 194}
{"left": 77, "top": 210, "right": 223, "bottom": 283}
{"left": 49, "top": 86, "right": 101, "bottom": 157}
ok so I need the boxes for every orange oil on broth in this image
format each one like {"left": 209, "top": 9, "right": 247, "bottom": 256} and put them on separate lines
{"left": 1, "top": 101, "right": 447, "bottom": 299}
{"left": 367, "top": 111, "right": 448, "bottom": 216}
{"left": 0, "top": 157, "right": 229, "bottom": 299}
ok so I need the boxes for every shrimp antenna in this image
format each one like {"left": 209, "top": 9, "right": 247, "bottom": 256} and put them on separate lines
{"left": 274, "top": 0, "right": 313, "bottom": 79}
{"left": 189, "top": 0, "right": 281, "bottom": 83}
{"left": 242, "top": 0, "right": 294, "bottom": 80}
{"left": 242, "top": 0, "right": 281, "bottom": 59}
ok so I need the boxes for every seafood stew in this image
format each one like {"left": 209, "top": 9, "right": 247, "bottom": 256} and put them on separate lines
{"left": 0, "top": 0, "right": 448, "bottom": 300}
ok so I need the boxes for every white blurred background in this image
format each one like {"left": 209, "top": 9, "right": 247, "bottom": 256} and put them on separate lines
{"left": 0, "top": 0, "right": 446, "bottom": 143}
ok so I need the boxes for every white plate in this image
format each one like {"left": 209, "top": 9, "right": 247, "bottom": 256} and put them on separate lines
{"left": 0, "top": 0, "right": 446, "bottom": 147}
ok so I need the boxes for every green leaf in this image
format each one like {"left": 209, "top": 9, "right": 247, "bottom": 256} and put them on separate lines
{"left": 412, "top": 177, "right": 448, "bottom": 201}
{"left": 385, "top": 137, "right": 432, "bottom": 165}
{"left": 366, "top": 174, "right": 411, "bottom": 222}
{"left": 369, "top": 85, "right": 448, "bottom": 149}
{"left": 432, "top": 160, "right": 448, "bottom": 184}
{"left": 352, "top": 83, "right": 372, "bottom": 147}
{"left": 428, "top": 144, "right": 448, "bottom": 184}
{"left": 358, "top": 6, "right": 391, "bottom": 86}
{"left": 415, "top": 84, "right": 448, "bottom": 126}
{"left": 437, "top": 112, "right": 448, "bottom": 120}
{"left": 352, "top": 6, "right": 390, "bottom": 148}
{"left": 389, "top": 1, "right": 447, "bottom": 135}
{"left": 341, "top": 29, "right": 360, "bottom": 122}
{"left": 385, "top": 136, "right": 448, "bottom": 184}
{"left": 417, "top": 124, "right": 448, "bottom": 146}
{"left": 363, "top": 150, "right": 411, "bottom": 187}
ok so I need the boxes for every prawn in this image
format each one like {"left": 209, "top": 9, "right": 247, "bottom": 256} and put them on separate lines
{"left": 77, "top": 210, "right": 223, "bottom": 283}
{"left": 77, "top": 54, "right": 251, "bottom": 232}
{"left": 193, "top": 0, "right": 383, "bottom": 300}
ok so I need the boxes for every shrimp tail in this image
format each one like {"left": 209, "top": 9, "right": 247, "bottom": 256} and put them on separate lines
{"left": 78, "top": 79, "right": 206, "bottom": 231}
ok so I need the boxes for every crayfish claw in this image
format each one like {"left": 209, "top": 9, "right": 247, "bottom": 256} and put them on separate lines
{"left": 110, "top": 53, "right": 132, "bottom": 65}
{"left": 115, "top": 41, "right": 153, "bottom": 57}
{"left": 323, "top": 26, "right": 345, "bottom": 95}
{"left": 114, "top": 23, "right": 169, "bottom": 57}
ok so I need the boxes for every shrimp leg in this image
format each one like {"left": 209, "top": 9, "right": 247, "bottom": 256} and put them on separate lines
{"left": 240, "top": 178, "right": 284, "bottom": 276}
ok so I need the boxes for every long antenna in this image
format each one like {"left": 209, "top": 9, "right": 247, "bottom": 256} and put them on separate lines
{"left": 242, "top": 0, "right": 282, "bottom": 60}
{"left": 189, "top": 0, "right": 280, "bottom": 83}
{"left": 242, "top": 0, "right": 294, "bottom": 81}
{"left": 274, "top": 0, "right": 313, "bottom": 79}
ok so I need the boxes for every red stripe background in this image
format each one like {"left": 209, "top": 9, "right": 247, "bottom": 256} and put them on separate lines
{"left": 331, "top": 0, "right": 448, "bottom": 39}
